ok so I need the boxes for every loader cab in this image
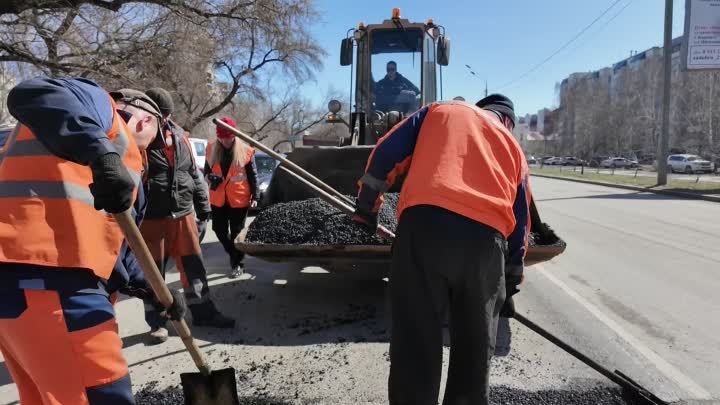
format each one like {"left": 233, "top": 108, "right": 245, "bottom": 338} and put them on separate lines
{"left": 267, "top": 9, "right": 450, "bottom": 205}
{"left": 335, "top": 8, "right": 450, "bottom": 145}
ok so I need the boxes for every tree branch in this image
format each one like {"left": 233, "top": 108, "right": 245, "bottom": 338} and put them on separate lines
{"left": 255, "top": 101, "right": 292, "bottom": 135}
{"left": 292, "top": 114, "right": 327, "bottom": 136}
{"left": 1, "top": 0, "right": 257, "bottom": 20}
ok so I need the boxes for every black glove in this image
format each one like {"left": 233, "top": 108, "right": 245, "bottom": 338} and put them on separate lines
{"left": 350, "top": 207, "right": 378, "bottom": 233}
{"left": 196, "top": 211, "right": 211, "bottom": 222}
{"left": 89, "top": 153, "right": 135, "bottom": 213}
{"left": 501, "top": 266, "right": 523, "bottom": 318}
{"left": 153, "top": 290, "right": 187, "bottom": 321}
{"left": 196, "top": 218, "right": 207, "bottom": 237}
{"left": 207, "top": 174, "right": 224, "bottom": 191}
{"left": 500, "top": 296, "right": 515, "bottom": 318}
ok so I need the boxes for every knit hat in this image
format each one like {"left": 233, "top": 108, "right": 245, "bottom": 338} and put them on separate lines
{"left": 110, "top": 88, "right": 165, "bottom": 149}
{"left": 216, "top": 117, "right": 237, "bottom": 139}
{"left": 145, "top": 87, "right": 174, "bottom": 118}
{"left": 476, "top": 94, "right": 516, "bottom": 127}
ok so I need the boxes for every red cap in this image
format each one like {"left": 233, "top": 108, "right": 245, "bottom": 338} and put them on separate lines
{"left": 216, "top": 117, "right": 237, "bottom": 139}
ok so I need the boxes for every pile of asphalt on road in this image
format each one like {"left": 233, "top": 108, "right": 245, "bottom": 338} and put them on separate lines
{"left": 247, "top": 192, "right": 561, "bottom": 247}
{"left": 134, "top": 383, "right": 291, "bottom": 405}
{"left": 134, "top": 383, "right": 636, "bottom": 405}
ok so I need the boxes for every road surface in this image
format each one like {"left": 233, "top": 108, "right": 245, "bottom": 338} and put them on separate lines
{"left": 525, "top": 176, "right": 720, "bottom": 404}
{"left": 1, "top": 176, "right": 718, "bottom": 404}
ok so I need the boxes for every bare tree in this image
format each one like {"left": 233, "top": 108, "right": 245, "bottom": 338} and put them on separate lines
{"left": 0, "top": 64, "right": 17, "bottom": 125}
{"left": 1, "top": 0, "right": 325, "bottom": 131}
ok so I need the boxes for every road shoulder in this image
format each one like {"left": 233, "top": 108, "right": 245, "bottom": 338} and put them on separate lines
{"left": 531, "top": 173, "right": 720, "bottom": 203}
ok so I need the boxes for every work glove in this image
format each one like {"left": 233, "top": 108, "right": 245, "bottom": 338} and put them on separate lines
{"left": 152, "top": 290, "right": 187, "bottom": 321}
{"left": 501, "top": 265, "right": 524, "bottom": 318}
{"left": 500, "top": 296, "right": 516, "bottom": 318}
{"left": 207, "top": 174, "right": 224, "bottom": 191}
{"left": 350, "top": 206, "right": 378, "bottom": 233}
{"left": 89, "top": 153, "right": 135, "bottom": 213}
{"left": 196, "top": 211, "right": 211, "bottom": 222}
{"left": 196, "top": 218, "right": 208, "bottom": 238}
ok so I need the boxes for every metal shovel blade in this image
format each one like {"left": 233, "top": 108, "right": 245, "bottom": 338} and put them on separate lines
{"left": 180, "top": 367, "right": 239, "bottom": 405}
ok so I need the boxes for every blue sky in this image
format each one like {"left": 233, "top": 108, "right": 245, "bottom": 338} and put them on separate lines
{"left": 302, "top": 0, "right": 686, "bottom": 116}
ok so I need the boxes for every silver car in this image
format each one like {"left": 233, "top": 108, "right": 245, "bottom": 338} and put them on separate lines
{"left": 600, "top": 157, "right": 633, "bottom": 168}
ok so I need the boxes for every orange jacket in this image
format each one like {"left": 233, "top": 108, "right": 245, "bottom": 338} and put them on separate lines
{"left": 357, "top": 101, "right": 531, "bottom": 267}
{"left": 206, "top": 141, "right": 254, "bottom": 208}
{"left": 0, "top": 102, "right": 143, "bottom": 279}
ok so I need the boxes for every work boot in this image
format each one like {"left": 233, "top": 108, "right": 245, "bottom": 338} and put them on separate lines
{"left": 147, "top": 327, "right": 169, "bottom": 345}
{"left": 190, "top": 301, "right": 235, "bottom": 329}
{"left": 229, "top": 263, "right": 244, "bottom": 279}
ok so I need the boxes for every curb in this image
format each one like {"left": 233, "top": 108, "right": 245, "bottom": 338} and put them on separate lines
{"left": 531, "top": 173, "right": 720, "bottom": 203}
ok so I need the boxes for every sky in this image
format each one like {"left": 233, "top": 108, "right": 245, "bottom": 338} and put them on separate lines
{"left": 301, "top": 0, "right": 687, "bottom": 116}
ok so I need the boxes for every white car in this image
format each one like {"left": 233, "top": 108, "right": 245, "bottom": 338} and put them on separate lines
{"left": 600, "top": 157, "right": 634, "bottom": 168}
{"left": 188, "top": 137, "right": 208, "bottom": 173}
{"left": 543, "top": 157, "right": 563, "bottom": 165}
{"left": 667, "top": 154, "right": 713, "bottom": 174}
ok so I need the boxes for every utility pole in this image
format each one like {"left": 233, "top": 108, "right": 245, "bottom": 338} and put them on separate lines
{"left": 657, "top": 0, "right": 673, "bottom": 185}
{"left": 485, "top": 80, "right": 488, "bottom": 97}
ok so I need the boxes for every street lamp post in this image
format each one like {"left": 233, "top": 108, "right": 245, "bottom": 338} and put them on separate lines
{"left": 465, "top": 65, "right": 488, "bottom": 97}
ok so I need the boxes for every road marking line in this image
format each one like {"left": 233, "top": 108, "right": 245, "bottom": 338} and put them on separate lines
{"left": 534, "top": 264, "right": 712, "bottom": 400}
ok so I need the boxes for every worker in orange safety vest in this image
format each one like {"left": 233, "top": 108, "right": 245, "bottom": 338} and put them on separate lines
{"left": 0, "top": 78, "right": 185, "bottom": 405}
{"left": 352, "top": 94, "right": 531, "bottom": 405}
{"left": 205, "top": 117, "right": 258, "bottom": 278}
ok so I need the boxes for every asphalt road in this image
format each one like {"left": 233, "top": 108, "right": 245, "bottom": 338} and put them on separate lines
{"left": 1, "top": 177, "right": 719, "bottom": 404}
{"left": 526, "top": 176, "right": 720, "bottom": 404}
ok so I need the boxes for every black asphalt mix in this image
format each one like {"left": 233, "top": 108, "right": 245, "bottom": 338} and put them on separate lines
{"left": 246, "top": 193, "right": 557, "bottom": 247}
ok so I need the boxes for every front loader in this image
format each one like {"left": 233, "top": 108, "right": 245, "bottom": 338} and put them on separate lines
{"left": 235, "top": 8, "right": 565, "bottom": 268}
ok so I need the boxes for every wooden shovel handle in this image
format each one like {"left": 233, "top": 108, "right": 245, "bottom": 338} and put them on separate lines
{"left": 114, "top": 209, "right": 211, "bottom": 375}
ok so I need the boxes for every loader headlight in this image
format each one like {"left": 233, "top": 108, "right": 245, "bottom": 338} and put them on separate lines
{"left": 328, "top": 99, "right": 342, "bottom": 114}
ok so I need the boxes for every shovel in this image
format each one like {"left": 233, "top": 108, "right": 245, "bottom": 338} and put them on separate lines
{"left": 114, "top": 210, "right": 240, "bottom": 405}
{"left": 513, "top": 313, "right": 668, "bottom": 405}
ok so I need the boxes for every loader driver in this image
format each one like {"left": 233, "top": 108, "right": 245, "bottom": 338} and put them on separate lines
{"left": 352, "top": 94, "right": 530, "bottom": 405}
{"left": 0, "top": 77, "right": 186, "bottom": 405}
{"left": 374, "top": 61, "right": 421, "bottom": 114}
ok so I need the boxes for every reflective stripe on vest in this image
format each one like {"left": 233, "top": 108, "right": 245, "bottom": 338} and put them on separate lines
{"left": 0, "top": 102, "right": 143, "bottom": 279}
{"left": 206, "top": 142, "right": 253, "bottom": 209}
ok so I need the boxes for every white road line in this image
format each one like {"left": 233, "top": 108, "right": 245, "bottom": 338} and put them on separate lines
{"left": 534, "top": 264, "right": 712, "bottom": 400}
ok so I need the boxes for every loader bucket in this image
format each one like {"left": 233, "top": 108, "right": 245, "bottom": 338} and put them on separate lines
{"left": 267, "top": 145, "right": 402, "bottom": 204}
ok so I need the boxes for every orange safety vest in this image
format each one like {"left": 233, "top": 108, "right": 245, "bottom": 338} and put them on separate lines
{"left": 206, "top": 141, "right": 254, "bottom": 208}
{"left": 0, "top": 100, "right": 143, "bottom": 280}
{"left": 396, "top": 101, "right": 529, "bottom": 237}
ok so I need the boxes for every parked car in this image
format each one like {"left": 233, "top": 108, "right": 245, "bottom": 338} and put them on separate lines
{"left": 0, "top": 126, "right": 12, "bottom": 151}
{"left": 526, "top": 155, "right": 538, "bottom": 165}
{"left": 562, "top": 156, "right": 584, "bottom": 166}
{"left": 600, "top": 157, "right": 634, "bottom": 168}
{"left": 543, "top": 157, "right": 564, "bottom": 165}
{"left": 667, "top": 154, "right": 713, "bottom": 174}
{"left": 253, "top": 151, "right": 285, "bottom": 210}
{"left": 188, "top": 137, "right": 207, "bottom": 173}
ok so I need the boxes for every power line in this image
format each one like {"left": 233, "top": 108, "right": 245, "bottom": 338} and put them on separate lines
{"left": 494, "top": 0, "right": 624, "bottom": 91}
{"left": 565, "top": 1, "right": 633, "bottom": 57}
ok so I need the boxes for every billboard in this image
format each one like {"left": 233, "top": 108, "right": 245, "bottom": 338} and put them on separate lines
{"left": 682, "top": 0, "right": 720, "bottom": 71}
